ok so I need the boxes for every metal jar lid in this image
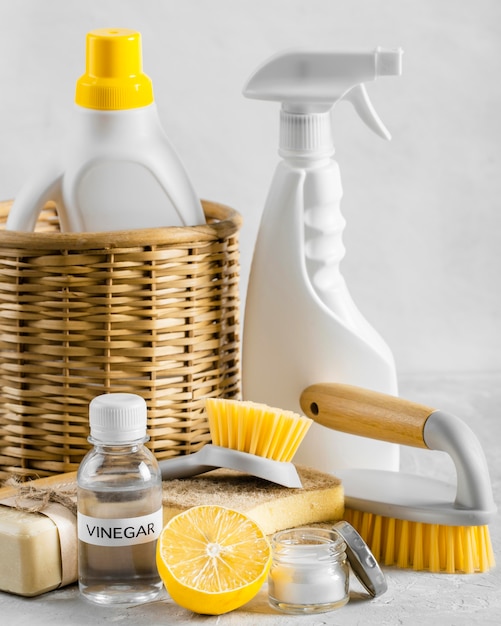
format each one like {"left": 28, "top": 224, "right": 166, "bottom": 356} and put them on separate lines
{"left": 333, "top": 520, "right": 388, "bottom": 597}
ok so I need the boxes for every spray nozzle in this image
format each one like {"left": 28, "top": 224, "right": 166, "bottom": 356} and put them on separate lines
{"left": 243, "top": 48, "right": 403, "bottom": 154}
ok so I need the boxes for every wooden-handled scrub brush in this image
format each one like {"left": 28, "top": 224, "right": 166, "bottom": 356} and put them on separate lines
{"left": 300, "top": 383, "right": 496, "bottom": 573}
{"left": 159, "top": 398, "right": 312, "bottom": 488}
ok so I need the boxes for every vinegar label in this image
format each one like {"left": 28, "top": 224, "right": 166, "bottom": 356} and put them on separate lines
{"left": 78, "top": 509, "right": 163, "bottom": 547}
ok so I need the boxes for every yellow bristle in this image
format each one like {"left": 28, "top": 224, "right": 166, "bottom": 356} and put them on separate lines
{"left": 397, "top": 520, "right": 410, "bottom": 568}
{"left": 412, "top": 522, "right": 424, "bottom": 571}
{"left": 384, "top": 516, "right": 396, "bottom": 566}
{"left": 270, "top": 413, "right": 310, "bottom": 462}
{"left": 236, "top": 402, "right": 248, "bottom": 451}
{"left": 247, "top": 405, "right": 266, "bottom": 455}
{"left": 445, "top": 525, "right": 456, "bottom": 573}
{"left": 360, "top": 510, "right": 373, "bottom": 543}
{"left": 279, "top": 419, "right": 296, "bottom": 458}
{"left": 344, "top": 506, "right": 359, "bottom": 530}
{"left": 428, "top": 524, "right": 441, "bottom": 572}
{"left": 371, "top": 514, "right": 383, "bottom": 562}
{"left": 259, "top": 408, "right": 275, "bottom": 453}
{"left": 264, "top": 411, "right": 286, "bottom": 459}
{"left": 457, "top": 526, "right": 474, "bottom": 574}
{"left": 204, "top": 398, "right": 312, "bottom": 462}
{"left": 481, "top": 525, "right": 495, "bottom": 571}
{"left": 344, "top": 507, "right": 495, "bottom": 574}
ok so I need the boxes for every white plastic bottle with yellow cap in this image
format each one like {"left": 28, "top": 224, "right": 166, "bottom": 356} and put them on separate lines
{"left": 7, "top": 28, "right": 205, "bottom": 231}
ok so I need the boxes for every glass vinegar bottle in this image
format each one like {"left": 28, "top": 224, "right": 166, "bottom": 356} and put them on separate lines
{"left": 77, "top": 393, "right": 163, "bottom": 605}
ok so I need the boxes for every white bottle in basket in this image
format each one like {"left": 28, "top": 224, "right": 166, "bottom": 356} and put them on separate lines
{"left": 6, "top": 28, "right": 205, "bottom": 232}
{"left": 242, "top": 48, "right": 403, "bottom": 473}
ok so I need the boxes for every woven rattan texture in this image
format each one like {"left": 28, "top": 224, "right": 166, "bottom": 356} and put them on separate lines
{"left": 0, "top": 200, "right": 241, "bottom": 481}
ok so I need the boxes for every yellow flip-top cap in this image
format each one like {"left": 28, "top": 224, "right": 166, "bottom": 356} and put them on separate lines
{"left": 75, "top": 28, "right": 154, "bottom": 110}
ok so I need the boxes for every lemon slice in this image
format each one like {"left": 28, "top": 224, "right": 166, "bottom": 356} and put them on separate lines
{"left": 156, "top": 505, "right": 271, "bottom": 615}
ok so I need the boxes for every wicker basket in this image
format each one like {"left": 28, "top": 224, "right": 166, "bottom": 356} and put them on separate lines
{"left": 0, "top": 199, "right": 242, "bottom": 481}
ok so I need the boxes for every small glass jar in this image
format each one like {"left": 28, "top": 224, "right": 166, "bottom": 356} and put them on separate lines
{"left": 268, "top": 527, "right": 349, "bottom": 614}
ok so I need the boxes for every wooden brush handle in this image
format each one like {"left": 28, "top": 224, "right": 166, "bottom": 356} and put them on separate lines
{"left": 300, "top": 383, "right": 436, "bottom": 449}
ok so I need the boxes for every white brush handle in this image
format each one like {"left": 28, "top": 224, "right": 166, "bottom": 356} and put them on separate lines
{"left": 300, "top": 383, "right": 496, "bottom": 514}
{"left": 159, "top": 448, "right": 217, "bottom": 480}
{"left": 159, "top": 444, "right": 303, "bottom": 488}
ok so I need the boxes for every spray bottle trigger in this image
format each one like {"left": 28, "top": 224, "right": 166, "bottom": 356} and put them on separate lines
{"left": 343, "top": 84, "right": 391, "bottom": 141}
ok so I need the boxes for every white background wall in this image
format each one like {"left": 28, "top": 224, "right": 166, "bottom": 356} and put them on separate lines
{"left": 0, "top": 0, "right": 499, "bottom": 378}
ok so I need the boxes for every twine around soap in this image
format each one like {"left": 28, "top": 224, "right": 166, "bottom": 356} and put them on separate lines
{"left": 5, "top": 479, "right": 77, "bottom": 516}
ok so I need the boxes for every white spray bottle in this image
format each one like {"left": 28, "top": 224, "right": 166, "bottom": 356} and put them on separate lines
{"left": 7, "top": 28, "right": 205, "bottom": 232}
{"left": 242, "top": 48, "right": 403, "bottom": 473}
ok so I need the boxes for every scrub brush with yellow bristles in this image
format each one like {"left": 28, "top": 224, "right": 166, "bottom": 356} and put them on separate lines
{"left": 159, "top": 398, "right": 313, "bottom": 488}
{"left": 300, "top": 382, "right": 496, "bottom": 574}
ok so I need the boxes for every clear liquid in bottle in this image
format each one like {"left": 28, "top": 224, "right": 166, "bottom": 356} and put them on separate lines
{"left": 77, "top": 393, "right": 163, "bottom": 605}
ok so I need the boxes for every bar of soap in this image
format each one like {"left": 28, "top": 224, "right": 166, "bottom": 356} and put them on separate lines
{"left": 0, "top": 465, "right": 343, "bottom": 596}
{"left": 0, "top": 506, "right": 62, "bottom": 597}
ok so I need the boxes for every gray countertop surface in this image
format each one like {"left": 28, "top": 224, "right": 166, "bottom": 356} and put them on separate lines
{"left": 1, "top": 372, "right": 499, "bottom": 625}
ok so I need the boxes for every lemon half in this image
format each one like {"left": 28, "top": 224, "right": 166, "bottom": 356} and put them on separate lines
{"left": 156, "top": 505, "right": 271, "bottom": 615}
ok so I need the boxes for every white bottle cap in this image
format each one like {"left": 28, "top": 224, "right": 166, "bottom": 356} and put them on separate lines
{"left": 89, "top": 393, "right": 148, "bottom": 443}
{"left": 279, "top": 109, "right": 334, "bottom": 158}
